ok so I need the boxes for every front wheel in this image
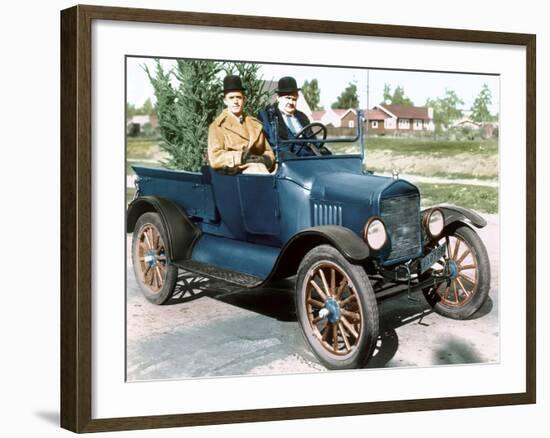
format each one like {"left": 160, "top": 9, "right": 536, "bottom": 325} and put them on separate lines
{"left": 422, "top": 224, "right": 491, "bottom": 319}
{"left": 295, "top": 245, "right": 379, "bottom": 370}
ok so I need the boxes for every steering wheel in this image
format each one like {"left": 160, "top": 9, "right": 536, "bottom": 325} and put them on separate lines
{"left": 294, "top": 122, "right": 328, "bottom": 156}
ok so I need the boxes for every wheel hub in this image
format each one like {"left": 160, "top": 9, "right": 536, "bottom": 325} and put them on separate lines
{"left": 447, "top": 259, "right": 459, "bottom": 279}
{"left": 144, "top": 250, "right": 158, "bottom": 268}
{"left": 324, "top": 298, "right": 341, "bottom": 323}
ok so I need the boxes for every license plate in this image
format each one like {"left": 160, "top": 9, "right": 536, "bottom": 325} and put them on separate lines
{"left": 420, "top": 242, "right": 447, "bottom": 274}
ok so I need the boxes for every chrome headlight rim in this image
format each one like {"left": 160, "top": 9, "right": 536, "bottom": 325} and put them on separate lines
{"left": 425, "top": 208, "right": 445, "bottom": 238}
{"left": 363, "top": 217, "right": 388, "bottom": 251}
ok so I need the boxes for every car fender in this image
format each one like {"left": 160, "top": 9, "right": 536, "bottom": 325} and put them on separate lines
{"left": 127, "top": 196, "right": 201, "bottom": 262}
{"left": 266, "top": 225, "right": 370, "bottom": 282}
{"left": 422, "top": 205, "right": 487, "bottom": 230}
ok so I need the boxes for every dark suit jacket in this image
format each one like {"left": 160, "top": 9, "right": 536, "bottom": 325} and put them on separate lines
{"left": 257, "top": 104, "right": 315, "bottom": 157}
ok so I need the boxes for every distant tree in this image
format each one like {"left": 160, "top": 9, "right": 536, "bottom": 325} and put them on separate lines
{"left": 127, "top": 98, "right": 156, "bottom": 117}
{"left": 381, "top": 84, "right": 413, "bottom": 106}
{"left": 126, "top": 102, "right": 137, "bottom": 117}
{"left": 425, "top": 89, "right": 464, "bottom": 133}
{"left": 382, "top": 83, "right": 392, "bottom": 104}
{"left": 223, "top": 62, "right": 270, "bottom": 116}
{"left": 470, "top": 83, "right": 493, "bottom": 123}
{"left": 145, "top": 59, "right": 223, "bottom": 171}
{"left": 302, "top": 79, "right": 323, "bottom": 111}
{"left": 141, "top": 98, "right": 154, "bottom": 115}
{"left": 332, "top": 82, "right": 359, "bottom": 109}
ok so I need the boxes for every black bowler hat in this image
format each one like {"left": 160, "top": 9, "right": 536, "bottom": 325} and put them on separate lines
{"left": 275, "top": 76, "right": 301, "bottom": 94}
{"left": 223, "top": 75, "right": 245, "bottom": 93}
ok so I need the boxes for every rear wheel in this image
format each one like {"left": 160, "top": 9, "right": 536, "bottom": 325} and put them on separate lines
{"left": 132, "top": 212, "right": 178, "bottom": 304}
{"left": 295, "top": 245, "right": 379, "bottom": 369}
{"left": 422, "top": 224, "right": 491, "bottom": 319}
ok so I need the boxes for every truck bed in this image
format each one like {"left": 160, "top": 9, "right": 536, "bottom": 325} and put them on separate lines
{"left": 132, "top": 165, "right": 218, "bottom": 222}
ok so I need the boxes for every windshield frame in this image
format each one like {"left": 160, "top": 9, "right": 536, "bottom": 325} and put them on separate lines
{"left": 274, "top": 110, "right": 366, "bottom": 162}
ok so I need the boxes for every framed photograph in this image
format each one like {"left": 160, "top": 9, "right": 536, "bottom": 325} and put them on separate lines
{"left": 60, "top": 4, "right": 536, "bottom": 433}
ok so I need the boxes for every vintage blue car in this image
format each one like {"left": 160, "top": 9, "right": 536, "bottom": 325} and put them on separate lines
{"left": 127, "top": 113, "right": 490, "bottom": 370}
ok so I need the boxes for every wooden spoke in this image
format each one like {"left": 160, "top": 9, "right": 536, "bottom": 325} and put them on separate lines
{"left": 321, "top": 324, "right": 331, "bottom": 342}
{"left": 307, "top": 298, "right": 325, "bottom": 309}
{"left": 338, "top": 322, "right": 351, "bottom": 352}
{"left": 459, "top": 263, "right": 476, "bottom": 271}
{"left": 452, "top": 238, "right": 461, "bottom": 260}
{"left": 334, "top": 278, "right": 348, "bottom": 300}
{"left": 340, "top": 315, "right": 359, "bottom": 339}
{"left": 332, "top": 323, "right": 339, "bottom": 353}
{"left": 453, "top": 281, "right": 459, "bottom": 303}
{"left": 155, "top": 266, "right": 164, "bottom": 287}
{"left": 339, "top": 294, "right": 357, "bottom": 307}
{"left": 312, "top": 314, "right": 324, "bottom": 324}
{"left": 459, "top": 272, "right": 476, "bottom": 285}
{"left": 154, "top": 231, "right": 161, "bottom": 251}
{"left": 455, "top": 248, "right": 471, "bottom": 266}
{"left": 340, "top": 308, "right": 360, "bottom": 321}
{"left": 440, "top": 284, "right": 450, "bottom": 300}
{"left": 156, "top": 255, "right": 167, "bottom": 262}
{"left": 330, "top": 269, "right": 336, "bottom": 296}
{"left": 456, "top": 277, "right": 471, "bottom": 298}
{"left": 310, "top": 279, "right": 328, "bottom": 301}
{"left": 144, "top": 264, "right": 152, "bottom": 276}
{"left": 318, "top": 269, "right": 331, "bottom": 297}
{"left": 148, "top": 268, "right": 155, "bottom": 287}
{"left": 143, "top": 230, "right": 153, "bottom": 249}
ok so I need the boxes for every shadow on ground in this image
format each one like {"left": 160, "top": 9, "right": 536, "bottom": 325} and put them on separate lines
{"left": 162, "top": 272, "right": 490, "bottom": 369}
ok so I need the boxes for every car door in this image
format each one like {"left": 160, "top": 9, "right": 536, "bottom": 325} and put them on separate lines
{"left": 237, "top": 173, "right": 281, "bottom": 237}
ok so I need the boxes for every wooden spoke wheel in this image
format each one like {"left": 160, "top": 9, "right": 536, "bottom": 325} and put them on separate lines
{"left": 131, "top": 212, "right": 178, "bottom": 305}
{"left": 423, "top": 224, "right": 491, "bottom": 320}
{"left": 296, "top": 245, "right": 378, "bottom": 369}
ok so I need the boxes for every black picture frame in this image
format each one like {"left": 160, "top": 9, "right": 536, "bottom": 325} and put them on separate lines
{"left": 60, "top": 4, "right": 536, "bottom": 433}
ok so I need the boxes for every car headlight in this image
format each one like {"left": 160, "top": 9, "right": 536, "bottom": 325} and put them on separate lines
{"left": 364, "top": 218, "right": 387, "bottom": 251}
{"left": 426, "top": 208, "right": 445, "bottom": 238}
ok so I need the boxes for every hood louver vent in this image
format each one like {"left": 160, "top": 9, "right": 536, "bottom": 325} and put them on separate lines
{"left": 313, "top": 202, "right": 343, "bottom": 226}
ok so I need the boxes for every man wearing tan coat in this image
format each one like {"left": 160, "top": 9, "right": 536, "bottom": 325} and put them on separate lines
{"left": 208, "top": 75, "right": 275, "bottom": 174}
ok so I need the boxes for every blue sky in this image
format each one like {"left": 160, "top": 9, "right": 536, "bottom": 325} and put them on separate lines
{"left": 127, "top": 57, "right": 499, "bottom": 114}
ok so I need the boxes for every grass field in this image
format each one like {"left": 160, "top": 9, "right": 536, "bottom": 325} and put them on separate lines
{"left": 417, "top": 182, "right": 498, "bottom": 214}
{"left": 127, "top": 138, "right": 164, "bottom": 159}
{"left": 331, "top": 137, "right": 498, "bottom": 180}
{"left": 365, "top": 137, "right": 498, "bottom": 155}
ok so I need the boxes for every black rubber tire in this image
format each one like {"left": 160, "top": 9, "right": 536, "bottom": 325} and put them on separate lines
{"left": 422, "top": 224, "right": 491, "bottom": 320}
{"left": 132, "top": 212, "right": 178, "bottom": 305}
{"left": 295, "top": 245, "right": 379, "bottom": 369}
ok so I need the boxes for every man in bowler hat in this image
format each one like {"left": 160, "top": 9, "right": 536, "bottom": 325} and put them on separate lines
{"left": 258, "top": 76, "right": 319, "bottom": 157}
{"left": 208, "top": 75, "right": 275, "bottom": 174}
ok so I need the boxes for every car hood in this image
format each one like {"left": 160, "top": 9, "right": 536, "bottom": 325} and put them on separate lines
{"left": 310, "top": 172, "right": 418, "bottom": 206}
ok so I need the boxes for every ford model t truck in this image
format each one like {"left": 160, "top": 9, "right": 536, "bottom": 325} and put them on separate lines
{"left": 127, "top": 113, "right": 490, "bottom": 370}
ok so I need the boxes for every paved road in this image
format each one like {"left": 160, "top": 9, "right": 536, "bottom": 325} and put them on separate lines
{"left": 126, "top": 215, "right": 499, "bottom": 381}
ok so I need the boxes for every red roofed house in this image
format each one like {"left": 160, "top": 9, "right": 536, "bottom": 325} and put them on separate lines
{"left": 367, "top": 104, "right": 434, "bottom": 135}
{"left": 310, "top": 109, "right": 348, "bottom": 127}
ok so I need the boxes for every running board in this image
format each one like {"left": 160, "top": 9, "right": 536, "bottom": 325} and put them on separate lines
{"left": 173, "top": 259, "right": 263, "bottom": 288}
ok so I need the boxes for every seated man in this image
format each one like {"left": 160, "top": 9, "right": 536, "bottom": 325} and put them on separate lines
{"left": 208, "top": 75, "right": 275, "bottom": 174}
{"left": 258, "top": 76, "right": 323, "bottom": 157}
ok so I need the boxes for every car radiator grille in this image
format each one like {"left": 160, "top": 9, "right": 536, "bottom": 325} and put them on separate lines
{"left": 380, "top": 194, "right": 422, "bottom": 262}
